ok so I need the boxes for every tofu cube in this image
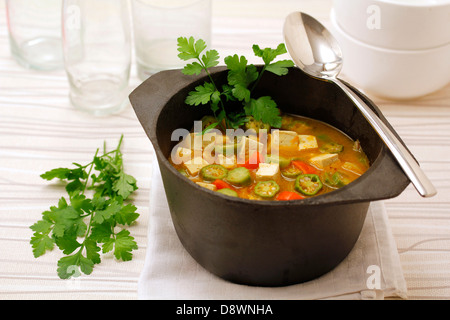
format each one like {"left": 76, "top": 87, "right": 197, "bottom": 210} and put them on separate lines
{"left": 196, "top": 182, "right": 217, "bottom": 191}
{"left": 256, "top": 163, "right": 280, "bottom": 180}
{"left": 280, "top": 131, "right": 299, "bottom": 145}
{"left": 216, "top": 154, "right": 237, "bottom": 169}
{"left": 236, "top": 136, "right": 265, "bottom": 164}
{"left": 178, "top": 147, "right": 192, "bottom": 159}
{"left": 298, "top": 135, "right": 318, "bottom": 151}
{"left": 183, "top": 133, "right": 203, "bottom": 151}
{"left": 271, "top": 130, "right": 299, "bottom": 150}
{"left": 202, "top": 143, "right": 215, "bottom": 164}
{"left": 170, "top": 146, "right": 192, "bottom": 165}
{"left": 309, "top": 153, "right": 339, "bottom": 169}
{"left": 248, "top": 137, "right": 264, "bottom": 154}
{"left": 183, "top": 157, "right": 209, "bottom": 176}
{"left": 236, "top": 137, "right": 248, "bottom": 163}
{"left": 202, "top": 131, "right": 217, "bottom": 148}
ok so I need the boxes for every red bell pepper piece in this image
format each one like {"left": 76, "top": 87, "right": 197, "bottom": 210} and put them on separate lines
{"left": 238, "top": 152, "right": 264, "bottom": 170}
{"left": 276, "top": 191, "right": 305, "bottom": 201}
{"left": 292, "top": 160, "right": 318, "bottom": 174}
{"left": 213, "top": 179, "right": 233, "bottom": 190}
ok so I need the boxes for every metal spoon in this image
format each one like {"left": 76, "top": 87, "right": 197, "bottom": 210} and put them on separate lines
{"left": 283, "top": 12, "right": 437, "bottom": 198}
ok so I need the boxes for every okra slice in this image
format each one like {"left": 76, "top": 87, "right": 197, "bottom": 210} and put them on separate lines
{"left": 226, "top": 167, "right": 251, "bottom": 186}
{"left": 201, "top": 115, "right": 218, "bottom": 132}
{"left": 200, "top": 164, "right": 228, "bottom": 181}
{"left": 266, "top": 155, "right": 291, "bottom": 169}
{"left": 322, "top": 171, "right": 351, "bottom": 189}
{"left": 217, "top": 188, "right": 239, "bottom": 197}
{"left": 295, "top": 174, "right": 323, "bottom": 196}
{"left": 254, "top": 180, "right": 280, "bottom": 199}
{"left": 177, "top": 168, "right": 189, "bottom": 177}
{"left": 281, "top": 163, "right": 303, "bottom": 178}
{"left": 320, "top": 142, "right": 343, "bottom": 154}
{"left": 244, "top": 116, "right": 271, "bottom": 133}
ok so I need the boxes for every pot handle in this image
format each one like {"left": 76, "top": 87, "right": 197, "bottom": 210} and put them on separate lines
{"left": 129, "top": 70, "right": 185, "bottom": 145}
{"left": 129, "top": 68, "right": 226, "bottom": 145}
{"left": 334, "top": 81, "right": 414, "bottom": 202}
{"left": 129, "top": 67, "right": 229, "bottom": 146}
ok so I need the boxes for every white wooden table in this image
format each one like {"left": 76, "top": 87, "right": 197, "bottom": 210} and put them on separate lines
{"left": 1, "top": 0, "right": 449, "bottom": 300}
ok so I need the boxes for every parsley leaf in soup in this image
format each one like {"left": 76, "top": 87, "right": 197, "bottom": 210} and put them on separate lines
{"left": 177, "top": 36, "right": 294, "bottom": 131}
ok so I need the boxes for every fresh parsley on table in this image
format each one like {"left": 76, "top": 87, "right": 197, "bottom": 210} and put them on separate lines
{"left": 177, "top": 36, "right": 294, "bottom": 130}
{"left": 30, "top": 135, "right": 139, "bottom": 279}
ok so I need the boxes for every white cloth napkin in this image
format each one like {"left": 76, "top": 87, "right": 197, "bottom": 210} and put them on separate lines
{"left": 138, "top": 159, "right": 407, "bottom": 300}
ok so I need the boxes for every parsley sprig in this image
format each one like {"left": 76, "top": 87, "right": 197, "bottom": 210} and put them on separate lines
{"left": 177, "top": 36, "right": 294, "bottom": 130}
{"left": 30, "top": 135, "right": 139, "bottom": 279}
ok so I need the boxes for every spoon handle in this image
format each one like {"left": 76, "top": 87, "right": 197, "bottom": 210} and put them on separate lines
{"left": 331, "top": 78, "right": 437, "bottom": 198}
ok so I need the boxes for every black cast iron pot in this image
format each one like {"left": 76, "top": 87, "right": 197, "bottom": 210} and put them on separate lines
{"left": 129, "top": 67, "right": 410, "bottom": 287}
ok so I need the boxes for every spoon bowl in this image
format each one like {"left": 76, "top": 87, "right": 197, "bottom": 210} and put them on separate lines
{"left": 284, "top": 12, "right": 343, "bottom": 78}
{"left": 283, "top": 12, "right": 437, "bottom": 198}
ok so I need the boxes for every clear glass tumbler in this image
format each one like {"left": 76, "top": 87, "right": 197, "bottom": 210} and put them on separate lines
{"left": 6, "top": 0, "right": 63, "bottom": 70}
{"left": 62, "top": 0, "right": 132, "bottom": 116}
{"left": 131, "top": 0, "right": 212, "bottom": 80}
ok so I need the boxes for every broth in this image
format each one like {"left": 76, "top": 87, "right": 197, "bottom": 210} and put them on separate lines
{"left": 170, "top": 113, "right": 370, "bottom": 201}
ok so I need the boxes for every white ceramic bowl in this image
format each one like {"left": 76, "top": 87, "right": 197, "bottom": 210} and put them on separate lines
{"left": 333, "top": 0, "right": 450, "bottom": 50}
{"left": 330, "top": 9, "right": 450, "bottom": 100}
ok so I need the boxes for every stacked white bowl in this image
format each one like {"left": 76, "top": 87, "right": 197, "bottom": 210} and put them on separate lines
{"left": 330, "top": 0, "right": 450, "bottom": 100}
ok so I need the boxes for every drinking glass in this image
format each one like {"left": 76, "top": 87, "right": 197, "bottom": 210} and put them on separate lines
{"left": 6, "top": 0, "right": 63, "bottom": 70}
{"left": 62, "top": 0, "right": 132, "bottom": 116}
{"left": 131, "top": 0, "right": 212, "bottom": 80}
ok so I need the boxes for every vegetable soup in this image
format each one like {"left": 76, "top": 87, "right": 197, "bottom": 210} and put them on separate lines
{"left": 170, "top": 114, "right": 370, "bottom": 201}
